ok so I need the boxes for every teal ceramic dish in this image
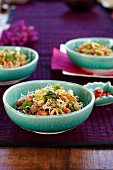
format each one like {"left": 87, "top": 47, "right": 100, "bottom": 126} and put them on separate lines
{"left": 3, "top": 80, "right": 95, "bottom": 134}
{"left": 65, "top": 38, "right": 113, "bottom": 75}
{"left": 83, "top": 81, "right": 113, "bottom": 106}
{"left": 0, "top": 46, "right": 39, "bottom": 85}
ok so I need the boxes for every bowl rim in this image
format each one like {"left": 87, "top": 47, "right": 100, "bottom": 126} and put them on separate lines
{"left": 3, "top": 80, "right": 95, "bottom": 119}
{"left": 0, "top": 46, "right": 39, "bottom": 70}
{"left": 65, "top": 37, "right": 113, "bottom": 58}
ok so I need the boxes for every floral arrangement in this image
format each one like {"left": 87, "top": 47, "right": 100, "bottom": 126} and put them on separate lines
{"left": 0, "top": 20, "right": 39, "bottom": 46}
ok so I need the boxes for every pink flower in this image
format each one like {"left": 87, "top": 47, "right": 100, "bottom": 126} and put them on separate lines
{"left": 0, "top": 20, "right": 39, "bottom": 46}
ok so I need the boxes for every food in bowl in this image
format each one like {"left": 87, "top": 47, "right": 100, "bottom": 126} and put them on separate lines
{"left": 83, "top": 81, "right": 113, "bottom": 106}
{"left": 0, "top": 48, "right": 28, "bottom": 68}
{"left": 65, "top": 38, "right": 113, "bottom": 75}
{"left": 0, "top": 46, "right": 39, "bottom": 84}
{"left": 94, "top": 88, "right": 113, "bottom": 98}
{"left": 15, "top": 82, "right": 83, "bottom": 116}
{"left": 3, "top": 80, "right": 95, "bottom": 134}
{"left": 76, "top": 42, "right": 113, "bottom": 56}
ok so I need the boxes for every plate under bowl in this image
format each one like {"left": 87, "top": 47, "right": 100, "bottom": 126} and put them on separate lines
{"left": 81, "top": 68, "right": 113, "bottom": 75}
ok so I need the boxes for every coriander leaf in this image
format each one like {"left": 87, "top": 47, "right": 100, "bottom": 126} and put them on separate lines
{"left": 44, "top": 91, "right": 57, "bottom": 99}
{"left": 21, "top": 101, "right": 33, "bottom": 108}
{"left": 54, "top": 82, "right": 60, "bottom": 90}
{"left": 4, "top": 49, "right": 17, "bottom": 61}
{"left": 69, "top": 101, "right": 75, "bottom": 112}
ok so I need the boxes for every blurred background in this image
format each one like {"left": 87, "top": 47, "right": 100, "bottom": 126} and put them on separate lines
{"left": 0, "top": 0, "right": 113, "bottom": 14}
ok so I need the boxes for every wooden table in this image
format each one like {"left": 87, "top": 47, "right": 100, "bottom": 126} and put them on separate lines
{"left": 0, "top": 147, "right": 113, "bottom": 169}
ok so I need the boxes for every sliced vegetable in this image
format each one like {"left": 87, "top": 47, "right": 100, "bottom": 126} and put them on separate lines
{"left": 69, "top": 101, "right": 75, "bottom": 112}
{"left": 44, "top": 91, "right": 57, "bottom": 99}
{"left": 94, "top": 88, "right": 113, "bottom": 98}
{"left": 21, "top": 101, "right": 33, "bottom": 108}
{"left": 54, "top": 82, "right": 60, "bottom": 90}
{"left": 4, "top": 49, "right": 17, "bottom": 61}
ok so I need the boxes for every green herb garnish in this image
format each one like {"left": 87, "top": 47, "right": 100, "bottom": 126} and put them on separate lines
{"left": 44, "top": 91, "right": 57, "bottom": 99}
{"left": 4, "top": 49, "right": 17, "bottom": 61}
{"left": 21, "top": 101, "right": 33, "bottom": 108}
{"left": 69, "top": 101, "right": 75, "bottom": 112}
{"left": 54, "top": 82, "right": 61, "bottom": 90}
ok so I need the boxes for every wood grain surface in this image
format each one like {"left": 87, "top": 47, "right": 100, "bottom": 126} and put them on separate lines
{"left": 0, "top": 147, "right": 113, "bottom": 170}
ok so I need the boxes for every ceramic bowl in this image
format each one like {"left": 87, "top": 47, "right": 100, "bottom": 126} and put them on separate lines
{"left": 83, "top": 81, "right": 113, "bottom": 106}
{"left": 65, "top": 38, "right": 113, "bottom": 75}
{"left": 3, "top": 80, "right": 95, "bottom": 134}
{"left": 0, "top": 46, "right": 39, "bottom": 85}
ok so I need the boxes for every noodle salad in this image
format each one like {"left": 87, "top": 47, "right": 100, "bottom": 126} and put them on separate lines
{"left": 15, "top": 83, "right": 83, "bottom": 116}
{"left": 0, "top": 49, "right": 28, "bottom": 68}
{"left": 76, "top": 42, "right": 113, "bottom": 56}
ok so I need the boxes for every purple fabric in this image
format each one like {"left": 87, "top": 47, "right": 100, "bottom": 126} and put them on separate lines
{"left": 0, "top": 1, "right": 113, "bottom": 146}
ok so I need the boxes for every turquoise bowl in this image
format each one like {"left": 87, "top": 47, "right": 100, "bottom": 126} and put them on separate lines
{"left": 83, "top": 81, "right": 113, "bottom": 106}
{"left": 0, "top": 46, "right": 39, "bottom": 84}
{"left": 65, "top": 38, "right": 113, "bottom": 75}
{"left": 3, "top": 80, "right": 95, "bottom": 134}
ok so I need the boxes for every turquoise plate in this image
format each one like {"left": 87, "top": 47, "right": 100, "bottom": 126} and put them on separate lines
{"left": 83, "top": 81, "right": 113, "bottom": 106}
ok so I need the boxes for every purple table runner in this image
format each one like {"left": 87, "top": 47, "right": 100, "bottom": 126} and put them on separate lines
{"left": 1, "top": 0, "right": 113, "bottom": 146}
